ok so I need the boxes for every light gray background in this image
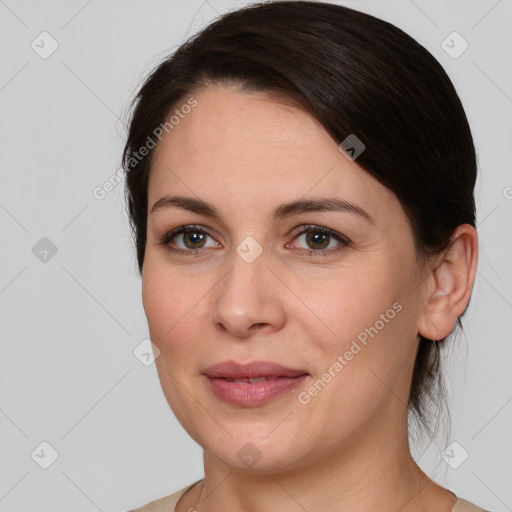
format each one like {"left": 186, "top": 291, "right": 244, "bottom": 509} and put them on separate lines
{"left": 0, "top": 1, "right": 511, "bottom": 511}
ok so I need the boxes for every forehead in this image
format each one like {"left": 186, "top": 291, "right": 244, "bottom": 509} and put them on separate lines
{"left": 148, "top": 86, "right": 398, "bottom": 223}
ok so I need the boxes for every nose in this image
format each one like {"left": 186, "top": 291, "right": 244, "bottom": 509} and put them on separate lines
{"left": 210, "top": 246, "right": 286, "bottom": 338}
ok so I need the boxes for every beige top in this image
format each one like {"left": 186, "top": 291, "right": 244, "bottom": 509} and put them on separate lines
{"left": 129, "top": 479, "right": 490, "bottom": 512}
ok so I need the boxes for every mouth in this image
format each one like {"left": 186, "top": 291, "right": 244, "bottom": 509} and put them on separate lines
{"left": 202, "top": 360, "right": 309, "bottom": 406}
{"left": 221, "top": 376, "right": 282, "bottom": 383}
{"left": 203, "top": 360, "right": 308, "bottom": 379}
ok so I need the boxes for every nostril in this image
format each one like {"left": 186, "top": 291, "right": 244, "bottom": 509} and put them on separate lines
{"left": 249, "top": 322, "right": 267, "bottom": 330}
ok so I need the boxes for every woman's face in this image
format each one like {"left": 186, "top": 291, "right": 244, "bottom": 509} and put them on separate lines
{"left": 142, "top": 85, "right": 430, "bottom": 473}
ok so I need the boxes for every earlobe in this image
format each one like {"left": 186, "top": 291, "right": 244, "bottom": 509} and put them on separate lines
{"left": 417, "top": 224, "right": 478, "bottom": 341}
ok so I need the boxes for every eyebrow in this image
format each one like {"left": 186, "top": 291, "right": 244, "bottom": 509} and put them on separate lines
{"left": 150, "top": 195, "right": 373, "bottom": 223}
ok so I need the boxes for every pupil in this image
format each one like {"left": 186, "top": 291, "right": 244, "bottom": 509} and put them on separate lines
{"left": 307, "top": 231, "right": 329, "bottom": 250}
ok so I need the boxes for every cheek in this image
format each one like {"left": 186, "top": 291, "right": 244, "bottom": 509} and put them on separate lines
{"left": 141, "top": 262, "right": 204, "bottom": 422}
{"left": 304, "top": 262, "right": 412, "bottom": 391}
{"left": 141, "top": 258, "right": 212, "bottom": 370}
{"left": 141, "top": 271, "right": 170, "bottom": 341}
{"left": 142, "top": 252, "right": 194, "bottom": 330}
{"left": 307, "top": 265, "right": 397, "bottom": 344}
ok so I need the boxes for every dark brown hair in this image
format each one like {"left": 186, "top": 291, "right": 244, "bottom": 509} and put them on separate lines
{"left": 122, "top": 0, "right": 477, "bottom": 441}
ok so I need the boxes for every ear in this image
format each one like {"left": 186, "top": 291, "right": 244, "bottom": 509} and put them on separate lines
{"left": 417, "top": 224, "right": 478, "bottom": 341}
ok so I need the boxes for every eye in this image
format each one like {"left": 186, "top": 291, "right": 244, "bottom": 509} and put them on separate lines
{"left": 158, "top": 225, "right": 220, "bottom": 254}
{"left": 288, "top": 225, "right": 350, "bottom": 257}
{"left": 158, "top": 224, "right": 350, "bottom": 258}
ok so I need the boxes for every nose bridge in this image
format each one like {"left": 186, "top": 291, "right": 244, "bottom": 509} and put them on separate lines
{"left": 211, "top": 237, "right": 285, "bottom": 336}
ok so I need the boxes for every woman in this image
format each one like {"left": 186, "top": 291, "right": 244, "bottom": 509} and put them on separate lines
{"left": 123, "top": 1, "right": 487, "bottom": 511}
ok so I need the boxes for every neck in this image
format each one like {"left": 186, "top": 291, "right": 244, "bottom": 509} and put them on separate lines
{"left": 187, "top": 416, "right": 455, "bottom": 512}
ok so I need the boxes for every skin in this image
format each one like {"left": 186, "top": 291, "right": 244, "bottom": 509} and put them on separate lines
{"left": 141, "top": 85, "right": 478, "bottom": 512}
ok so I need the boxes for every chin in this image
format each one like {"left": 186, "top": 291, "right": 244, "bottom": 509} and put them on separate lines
{"left": 206, "top": 439, "right": 305, "bottom": 475}
{"left": 193, "top": 421, "right": 314, "bottom": 473}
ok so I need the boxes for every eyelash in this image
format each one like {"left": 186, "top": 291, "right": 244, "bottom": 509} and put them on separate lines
{"left": 157, "top": 224, "right": 351, "bottom": 258}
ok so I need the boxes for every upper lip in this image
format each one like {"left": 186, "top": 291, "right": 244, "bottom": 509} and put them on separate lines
{"left": 203, "top": 360, "right": 308, "bottom": 379}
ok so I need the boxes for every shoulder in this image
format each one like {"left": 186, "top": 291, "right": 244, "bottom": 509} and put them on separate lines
{"left": 128, "top": 479, "right": 203, "bottom": 512}
{"left": 452, "top": 496, "right": 492, "bottom": 512}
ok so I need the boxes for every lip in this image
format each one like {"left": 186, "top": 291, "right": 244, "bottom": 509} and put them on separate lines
{"left": 203, "top": 360, "right": 308, "bottom": 379}
{"left": 203, "top": 360, "right": 309, "bottom": 406}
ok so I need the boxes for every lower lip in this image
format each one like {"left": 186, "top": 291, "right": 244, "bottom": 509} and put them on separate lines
{"left": 205, "top": 375, "right": 308, "bottom": 406}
